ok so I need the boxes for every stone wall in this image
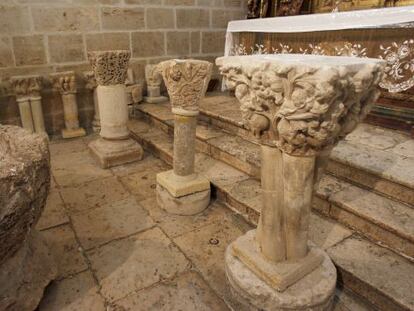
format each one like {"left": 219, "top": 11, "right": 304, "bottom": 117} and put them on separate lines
{"left": 0, "top": 0, "right": 245, "bottom": 135}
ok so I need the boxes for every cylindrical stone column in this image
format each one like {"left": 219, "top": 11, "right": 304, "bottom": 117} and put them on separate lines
{"left": 51, "top": 71, "right": 86, "bottom": 139}
{"left": 17, "top": 97, "right": 34, "bottom": 132}
{"left": 84, "top": 71, "right": 100, "bottom": 132}
{"left": 30, "top": 96, "right": 46, "bottom": 134}
{"left": 156, "top": 59, "right": 213, "bottom": 216}
{"left": 144, "top": 64, "right": 168, "bottom": 103}
{"left": 87, "top": 50, "right": 143, "bottom": 169}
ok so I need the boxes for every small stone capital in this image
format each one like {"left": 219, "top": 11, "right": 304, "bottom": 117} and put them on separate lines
{"left": 217, "top": 56, "right": 384, "bottom": 156}
{"left": 50, "top": 71, "right": 77, "bottom": 95}
{"left": 83, "top": 71, "right": 97, "bottom": 90}
{"left": 11, "top": 75, "right": 43, "bottom": 98}
{"left": 145, "top": 64, "right": 162, "bottom": 87}
{"left": 159, "top": 59, "right": 212, "bottom": 116}
{"left": 88, "top": 50, "right": 131, "bottom": 86}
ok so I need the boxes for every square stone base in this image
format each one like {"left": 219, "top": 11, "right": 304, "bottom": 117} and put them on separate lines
{"left": 88, "top": 137, "right": 143, "bottom": 169}
{"left": 144, "top": 96, "right": 168, "bottom": 104}
{"left": 156, "top": 170, "right": 210, "bottom": 197}
{"left": 62, "top": 127, "right": 86, "bottom": 139}
{"left": 232, "top": 230, "right": 324, "bottom": 292}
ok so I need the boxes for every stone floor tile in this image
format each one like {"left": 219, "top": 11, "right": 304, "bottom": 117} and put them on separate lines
{"left": 52, "top": 151, "right": 113, "bottom": 187}
{"left": 327, "top": 236, "right": 414, "bottom": 311}
{"left": 195, "top": 153, "right": 250, "bottom": 191}
{"left": 227, "top": 178, "right": 261, "bottom": 213}
{"left": 127, "top": 118, "right": 151, "bottom": 135}
{"left": 60, "top": 176, "right": 130, "bottom": 214}
{"left": 37, "top": 190, "right": 69, "bottom": 231}
{"left": 140, "top": 198, "right": 234, "bottom": 238}
{"left": 309, "top": 213, "right": 352, "bottom": 250}
{"left": 333, "top": 289, "right": 374, "bottom": 311}
{"left": 38, "top": 271, "right": 106, "bottom": 311}
{"left": 41, "top": 224, "right": 88, "bottom": 279}
{"left": 71, "top": 197, "right": 155, "bottom": 250}
{"left": 112, "top": 270, "right": 229, "bottom": 311}
{"left": 173, "top": 214, "right": 252, "bottom": 310}
{"left": 82, "top": 132, "right": 100, "bottom": 144}
{"left": 344, "top": 123, "right": 409, "bottom": 151}
{"left": 49, "top": 139, "right": 87, "bottom": 157}
{"left": 87, "top": 227, "right": 190, "bottom": 302}
{"left": 119, "top": 169, "right": 159, "bottom": 198}
{"left": 139, "top": 102, "right": 174, "bottom": 121}
{"left": 316, "top": 174, "right": 351, "bottom": 200}
{"left": 391, "top": 139, "right": 414, "bottom": 158}
{"left": 111, "top": 153, "right": 170, "bottom": 177}
{"left": 196, "top": 123, "right": 224, "bottom": 141}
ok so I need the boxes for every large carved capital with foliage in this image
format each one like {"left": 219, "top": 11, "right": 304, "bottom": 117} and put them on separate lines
{"left": 217, "top": 55, "right": 384, "bottom": 156}
{"left": 50, "top": 71, "right": 77, "bottom": 95}
{"left": 145, "top": 64, "right": 162, "bottom": 87}
{"left": 88, "top": 50, "right": 131, "bottom": 86}
{"left": 159, "top": 59, "right": 212, "bottom": 116}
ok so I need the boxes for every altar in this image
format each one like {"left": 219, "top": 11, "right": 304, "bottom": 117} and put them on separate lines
{"left": 224, "top": 5, "right": 414, "bottom": 135}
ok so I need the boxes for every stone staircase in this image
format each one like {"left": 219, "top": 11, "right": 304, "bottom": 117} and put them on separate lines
{"left": 128, "top": 93, "right": 414, "bottom": 311}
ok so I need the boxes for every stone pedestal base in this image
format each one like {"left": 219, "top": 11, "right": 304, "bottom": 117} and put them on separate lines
{"left": 62, "top": 127, "right": 86, "bottom": 139}
{"left": 0, "top": 231, "right": 57, "bottom": 311}
{"left": 144, "top": 96, "right": 168, "bottom": 104}
{"left": 88, "top": 137, "right": 143, "bottom": 169}
{"left": 156, "top": 184, "right": 210, "bottom": 216}
{"left": 225, "top": 234, "right": 336, "bottom": 311}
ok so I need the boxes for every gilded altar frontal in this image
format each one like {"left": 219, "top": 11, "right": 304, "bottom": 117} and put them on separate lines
{"left": 0, "top": 1, "right": 413, "bottom": 311}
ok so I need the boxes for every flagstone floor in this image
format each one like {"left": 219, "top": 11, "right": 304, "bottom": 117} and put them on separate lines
{"left": 37, "top": 134, "right": 352, "bottom": 311}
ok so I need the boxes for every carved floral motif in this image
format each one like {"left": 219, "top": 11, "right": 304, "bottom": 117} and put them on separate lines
{"left": 88, "top": 50, "right": 131, "bottom": 86}
{"left": 218, "top": 56, "right": 384, "bottom": 156}
{"left": 83, "top": 71, "right": 97, "bottom": 90}
{"left": 11, "top": 76, "right": 42, "bottom": 97}
{"left": 159, "top": 60, "right": 212, "bottom": 114}
{"left": 51, "top": 72, "right": 77, "bottom": 94}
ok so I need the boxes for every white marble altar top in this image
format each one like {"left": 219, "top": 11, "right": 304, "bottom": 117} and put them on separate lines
{"left": 227, "top": 6, "right": 414, "bottom": 33}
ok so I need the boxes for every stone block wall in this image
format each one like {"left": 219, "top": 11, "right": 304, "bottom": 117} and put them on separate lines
{"left": 0, "top": 0, "right": 245, "bottom": 135}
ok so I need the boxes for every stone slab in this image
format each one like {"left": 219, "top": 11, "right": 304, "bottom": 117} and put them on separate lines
{"left": 36, "top": 190, "right": 69, "bottom": 231}
{"left": 328, "top": 236, "right": 414, "bottom": 311}
{"left": 71, "top": 196, "right": 154, "bottom": 250}
{"left": 144, "top": 96, "right": 169, "bottom": 104}
{"left": 62, "top": 127, "right": 86, "bottom": 139}
{"left": 226, "top": 243, "right": 336, "bottom": 311}
{"left": 231, "top": 230, "right": 324, "bottom": 292}
{"left": 112, "top": 270, "right": 230, "bottom": 311}
{"left": 89, "top": 137, "right": 144, "bottom": 169}
{"left": 156, "top": 170, "right": 210, "bottom": 197}
{"left": 86, "top": 227, "right": 190, "bottom": 302}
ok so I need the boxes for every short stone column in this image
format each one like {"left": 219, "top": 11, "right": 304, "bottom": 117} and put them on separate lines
{"left": 51, "top": 71, "right": 86, "bottom": 139}
{"left": 217, "top": 54, "right": 384, "bottom": 311}
{"left": 0, "top": 125, "right": 57, "bottom": 311}
{"left": 87, "top": 50, "right": 143, "bottom": 169}
{"left": 84, "top": 71, "right": 100, "bottom": 132}
{"left": 28, "top": 75, "right": 46, "bottom": 134}
{"left": 143, "top": 64, "right": 168, "bottom": 103}
{"left": 156, "top": 59, "right": 213, "bottom": 215}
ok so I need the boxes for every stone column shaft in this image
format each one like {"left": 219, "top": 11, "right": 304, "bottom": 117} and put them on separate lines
{"left": 30, "top": 96, "right": 46, "bottom": 134}
{"left": 92, "top": 88, "right": 100, "bottom": 130}
{"left": 173, "top": 114, "right": 197, "bottom": 177}
{"left": 62, "top": 93, "right": 80, "bottom": 130}
{"left": 17, "top": 98, "right": 34, "bottom": 132}
{"left": 97, "top": 84, "right": 129, "bottom": 140}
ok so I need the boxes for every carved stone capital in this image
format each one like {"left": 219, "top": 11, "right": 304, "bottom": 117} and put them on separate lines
{"left": 145, "top": 64, "right": 162, "bottom": 87}
{"left": 159, "top": 59, "right": 212, "bottom": 115}
{"left": 11, "top": 75, "right": 43, "bottom": 98}
{"left": 217, "top": 55, "right": 384, "bottom": 156}
{"left": 50, "top": 71, "right": 77, "bottom": 95}
{"left": 83, "top": 71, "right": 97, "bottom": 90}
{"left": 88, "top": 50, "right": 131, "bottom": 86}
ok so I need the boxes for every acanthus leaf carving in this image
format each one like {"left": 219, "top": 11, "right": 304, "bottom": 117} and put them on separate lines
{"left": 88, "top": 50, "right": 131, "bottom": 86}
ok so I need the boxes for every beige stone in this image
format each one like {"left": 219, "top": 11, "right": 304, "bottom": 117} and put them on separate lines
{"left": 101, "top": 7, "right": 144, "bottom": 30}
{"left": 86, "top": 32, "right": 130, "bottom": 52}
{"left": 132, "top": 32, "right": 165, "bottom": 58}
{"left": 48, "top": 34, "right": 85, "bottom": 63}
{"left": 13, "top": 35, "right": 46, "bottom": 66}
{"left": 32, "top": 7, "right": 99, "bottom": 32}
{"left": 176, "top": 9, "right": 210, "bottom": 28}
{"left": 165, "top": 0, "right": 195, "bottom": 4}
{"left": 0, "top": 37, "right": 13, "bottom": 67}
{"left": 202, "top": 31, "right": 226, "bottom": 54}
{"left": 191, "top": 31, "right": 201, "bottom": 54}
{"left": 167, "top": 31, "right": 190, "bottom": 55}
{"left": 37, "top": 191, "right": 69, "bottom": 231}
{"left": 0, "top": 6, "right": 31, "bottom": 34}
{"left": 147, "top": 8, "right": 174, "bottom": 29}
{"left": 86, "top": 227, "right": 190, "bottom": 302}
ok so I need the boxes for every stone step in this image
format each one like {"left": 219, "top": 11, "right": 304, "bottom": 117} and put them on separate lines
{"left": 196, "top": 94, "right": 414, "bottom": 207}
{"left": 132, "top": 103, "right": 414, "bottom": 260}
{"left": 128, "top": 117, "right": 414, "bottom": 311}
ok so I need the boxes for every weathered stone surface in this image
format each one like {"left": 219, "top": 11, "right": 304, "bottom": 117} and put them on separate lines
{"left": 38, "top": 271, "right": 106, "bottom": 311}
{"left": 167, "top": 31, "right": 191, "bottom": 55}
{"left": 48, "top": 34, "right": 85, "bottom": 63}
{"left": 328, "top": 236, "right": 414, "bottom": 311}
{"left": 0, "top": 5, "right": 31, "bottom": 34}
{"left": 87, "top": 227, "right": 190, "bottom": 302}
{"left": 113, "top": 270, "right": 229, "bottom": 311}
{"left": 101, "top": 7, "right": 144, "bottom": 30}
{"left": 147, "top": 8, "right": 174, "bottom": 29}
{"left": 176, "top": 9, "right": 210, "bottom": 28}
{"left": 391, "top": 139, "right": 414, "bottom": 158}
{"left": 85, "top": 32, "right": 130, "bottom": 52}
{"left": 71, "top": 196, "right": 154, "bottom": 250}
{"left": 36, "top": 190, "right": 69, "bottom": 230}
{"left": 13, "top": 35, "right": 46, "bottom": 66}
{"left": 0, "top": 37, "right": 13, "bottom": 68}
{"left": 202, "top": 31, "right": 226, "bottom": 54}
{"left": 132, "top": 32, "right": 165, "bottom": 58}
{"left": 0, "top": 125, "right": 56, "bottom": 311}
